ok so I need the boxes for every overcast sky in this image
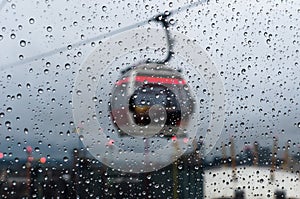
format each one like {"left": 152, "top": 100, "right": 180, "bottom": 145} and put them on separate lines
{"left": 0, "top": 0, "right": 299, "bottom": 163}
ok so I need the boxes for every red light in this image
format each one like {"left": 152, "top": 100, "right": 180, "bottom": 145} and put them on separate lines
{"left": 40, "top": 157, "right": 46, "bottom": 164}
{"left": 183, "top": 137, "right": 189, "bottom": 144}
{"left": 106, "top": 139, "right": 114, "bottom": 146}
{"left": 0, "top": 153, "right": 3, "bottom": 159}
{"left": 171, "top": 136, "right": 177, "bottom": 142}
{"left": 243, "top": 145, "right": 252, "bottom": 150}
{"left": 26, "top": 146, "right": 33, "bottom": 153}
{"left": 27, "top": 156, "right": 34, "bottom": 162}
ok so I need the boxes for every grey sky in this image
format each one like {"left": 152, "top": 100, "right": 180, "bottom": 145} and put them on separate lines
{"left": 0, "top": 0, "right": 299, "bottom": 162}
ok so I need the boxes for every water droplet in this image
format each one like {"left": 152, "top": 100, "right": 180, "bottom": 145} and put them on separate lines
{"left": 10, "top": 33, "right": 16, "bottom": 39}
{"left": 5, "top": 121, "right": 11, "bottom": 127}
{"left": 46, "top": 26, "right": 52, "bottom": 32}
{"left": 45, "top": 62, "right": 51, "bottom": 67}
{"left": 92, "top": 97, "right": 97, "bottom": 102}
{"left": 63, "top": 157, "right": 69, "bottom": 162}
{"left": 79, "top": 135, "right": 84, "bottom": 141}
{"left": 102, "top": 6, "right": 107, "bottom": 12}
{"left": 24, "top": 128, "right": 28, "bottom": 134}
{"left": 241, "top": 68, "right": 246, "bottom": 74}
{"left": 169, "top": 18, "right": 175, "bottom": 25}
{"left": 38, "top": 88, "right": 44, "bottom": 94}
{"left": 76, "top": 90, "right": 82, "bottom": 96}
{"left": 65, "top": 63, "right": 71, "bottom": 69}
{"left": 20, "top": 40, "right": 26, "bottom": 47}
{"left": 29, "top": 18, "right": 35, "bottom": 24}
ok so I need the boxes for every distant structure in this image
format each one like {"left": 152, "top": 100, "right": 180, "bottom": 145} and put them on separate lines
{"left": 204, "top": 138, "right": 300, "bottom": 199}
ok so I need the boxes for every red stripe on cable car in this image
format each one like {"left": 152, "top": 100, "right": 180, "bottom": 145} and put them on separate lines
{"left": 116, "top": 76, "right": 186, "bottom": 86}
{"left": 115, "top": 77, "right": 130, "bottom": 86}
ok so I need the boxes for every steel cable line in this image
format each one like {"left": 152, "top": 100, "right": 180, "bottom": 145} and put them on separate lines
{"left": 0, "top": 0, "right": 206, "bottom": 71}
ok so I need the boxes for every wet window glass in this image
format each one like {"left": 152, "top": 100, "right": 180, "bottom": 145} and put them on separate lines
{"left": 0, "top": 0, "right": 299, "bottom": 198}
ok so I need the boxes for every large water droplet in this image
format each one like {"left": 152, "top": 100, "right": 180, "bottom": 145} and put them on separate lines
{"left": 76, "top": 90, "right": 82, "bottom": 96}
{"left": 5, "top": 121, "right": 11, "bottom": 127}
{"left": 63, "top": 157, "right": 69, "bottom": 162}
{"left": 20, "top": 40, "right": 26, "bottom": 47}
{"left": 10, "top": 33, "right": 16, "bottom": 39}
{"left": 38, "top": 88, "right": 44, "bottom": 94}
{"left": 46, "top": 26, "right": 52, "bottom": 32}
{"left": 29, "top": 18, "right": 35, "bottom": 24}
{"left": 102, "top": 6, "right": 107, "bottom": 12}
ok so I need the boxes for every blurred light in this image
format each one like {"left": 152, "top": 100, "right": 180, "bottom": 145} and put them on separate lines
{"left": 0, "top": 153, "right": 3, "bottom": 159}
{"left": 244, "top": 145, "right": 252, "bottom": 150}
{"left": 26, "top": 146, "right": 33, "bottom": 153}
{"left": 40, "top": 157, "right": 46, "bottom": 164}
{"left": 183, "top": 137, "right": 189, "bottom": 144}
{"left": 106, "top": 139, "right": 115, "bottom": 146}
{"left": 27, "top": 156, "right": 34, "bottom": 162}
{"left": 171, "top": 136, "right": 177, "bottom": 142}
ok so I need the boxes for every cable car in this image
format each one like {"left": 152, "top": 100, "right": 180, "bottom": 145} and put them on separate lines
{"left": 109, "top": 63, "right": 195, "bottom": 137}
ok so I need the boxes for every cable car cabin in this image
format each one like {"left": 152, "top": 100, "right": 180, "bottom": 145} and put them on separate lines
{"left": 109, "top": 63, "right": 195, "bottom": 138}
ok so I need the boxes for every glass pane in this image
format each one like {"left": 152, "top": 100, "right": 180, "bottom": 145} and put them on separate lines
{"left": 0, "top": 0, "right": 299, "bottom": 198}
